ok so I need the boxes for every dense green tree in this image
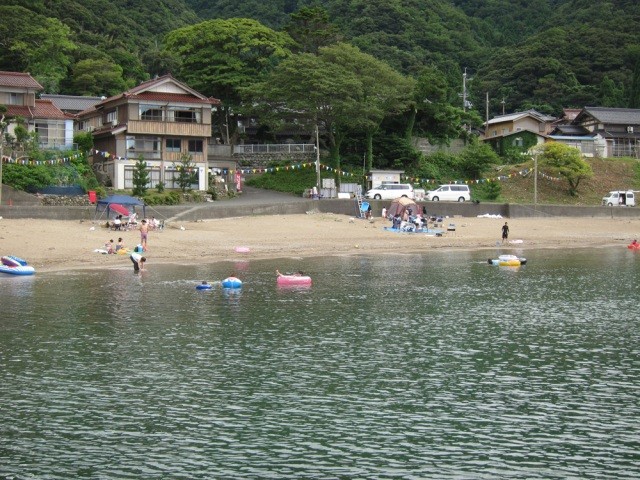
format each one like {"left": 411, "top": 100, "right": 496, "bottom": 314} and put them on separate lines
{"left": 174, "top": 153, "right": 198, "bottom": 192}
{"left": 164, "top": 18, "right": 294, "bottom": 144}
{"left": 319, "top": 43, "right": 415, "bottom": 173}
{"left": 456, "top": 139, "right": 500, "bottom": 180}
{"left": 247, "top": 49, "right": 362, "bottom": 177}
{"left": 533, "top": 142, "right": 593, "bottom": 196}
{"left": 284, "top": 6, "right": 342, "bottom": 54}
{"left": 70, "top": 58, "right": 128, "bottom": 97}
{"left": 0, "top": 6, "right": 75, "bottom": 93}
{"left": 163, "top": 18, "right": 293, "bottom": 101}
{"left": 73, "top": 131, "right": 94, "bottom": 154}
{"left": 132, "top": 156, "right": 150, "bottom": 196}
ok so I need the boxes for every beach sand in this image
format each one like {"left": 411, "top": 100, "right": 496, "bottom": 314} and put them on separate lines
{"left": 1, "top": 213, "right": 639, "bottom": 273}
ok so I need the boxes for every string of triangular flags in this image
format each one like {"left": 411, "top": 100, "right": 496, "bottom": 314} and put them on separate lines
{"left": 403, "top": 167, "right": 561, "bottom": 185}
{"left": 91, "top": 148, "right": 561, "bottom": 183}
{"left": 236, "top": 162, "right": 358, "bottom": 177}
{"left": 91, "top": 149, "right": 359, "bottom": 177}
{"left": 1, "top": 152, "right": 82, "bottom": 165}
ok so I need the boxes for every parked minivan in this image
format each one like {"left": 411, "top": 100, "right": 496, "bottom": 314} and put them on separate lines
{"left": 365, "top": 183, "right": 414, "bottom": 200}
{"left": 425, "top": 184, "right": 471, "bottom": 202}
{"left": 602, "top": 190, "right": 636, "bottom": 206}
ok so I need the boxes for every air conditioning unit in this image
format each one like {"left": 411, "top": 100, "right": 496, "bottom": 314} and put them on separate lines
{"left": 627, "top": 126, "right": 634, "bottom": 133}
{"left": 111, "top": 119, "right": 118, "bottom": 126}
{"left": 87, "top": 126, "right": 95, "bottom": 132}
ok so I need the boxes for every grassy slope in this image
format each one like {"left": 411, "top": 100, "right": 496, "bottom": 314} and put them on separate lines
{"left": 496, "top": 158, "right": 640, "bottom": 206}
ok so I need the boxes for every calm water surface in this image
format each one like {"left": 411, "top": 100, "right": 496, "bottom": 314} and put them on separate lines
{"left": 1, "top": 248, "right": 639, "bottom": 479}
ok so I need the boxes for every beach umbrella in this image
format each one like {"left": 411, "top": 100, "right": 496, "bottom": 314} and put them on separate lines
{"left": 109, "top": 203, "right": 130, "bottom": 217}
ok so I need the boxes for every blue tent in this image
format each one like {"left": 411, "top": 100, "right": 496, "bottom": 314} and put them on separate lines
{"left": 95, "top": 194, "right": 146, "bottom": 219}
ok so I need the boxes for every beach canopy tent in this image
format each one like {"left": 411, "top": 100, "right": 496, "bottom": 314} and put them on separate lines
{"left": 386, "top": 197, "right": 420, "bottom": 219}
{"left": 95, "top": 194, "right": 146, "bottom": 220}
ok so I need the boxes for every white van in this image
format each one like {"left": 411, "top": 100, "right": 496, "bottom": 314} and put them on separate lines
{"left": 425, "top": 184, "right": 471, "bottom": 202}
{"left": 365, "top": 183, "right": 414, "bottom": 200}
{"left": 602, "top": 190, "right": 635, "bottom": 206}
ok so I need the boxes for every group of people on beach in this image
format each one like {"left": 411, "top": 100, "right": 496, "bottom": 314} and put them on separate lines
{"left": 103, "top": 215, "right": 154, "bottom": 272}
{"left": 389, "top": 208, "right": 428, "bottom": 232}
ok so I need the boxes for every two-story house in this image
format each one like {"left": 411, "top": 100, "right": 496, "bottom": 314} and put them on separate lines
{"left": 568, "top": 107, "right": 640, "bottom": 158}
{"left": 482, "top": 109, "right": 556, "bottom": 156}
{"left": 0, "top": 71, "right": 73, "bottom": 151}
{"left": 77, "top": 74, "right": 219, "bottom": 191}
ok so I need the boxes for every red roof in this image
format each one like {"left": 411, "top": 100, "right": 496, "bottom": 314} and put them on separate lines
{"left": 95, "top": 74, "right": 220, "bottom": 108}
{"left": 0, "top": 71, "right": 43, "bottom": 90}
{"left": 3, "top": 99, "right": 66, "bottom": 120}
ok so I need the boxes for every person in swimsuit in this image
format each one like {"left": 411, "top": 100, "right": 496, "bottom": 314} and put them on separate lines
{"left": 139, "top": 219, "right": 149, "bottom": 250}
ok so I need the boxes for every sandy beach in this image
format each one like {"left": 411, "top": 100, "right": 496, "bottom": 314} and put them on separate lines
{"left": 1, "top": 213, "right": 639, "bottom": 273}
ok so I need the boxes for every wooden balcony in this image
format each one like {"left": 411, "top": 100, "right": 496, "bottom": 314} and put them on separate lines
{"left": 126, "top": 120, "right": 210, "bottom": 137}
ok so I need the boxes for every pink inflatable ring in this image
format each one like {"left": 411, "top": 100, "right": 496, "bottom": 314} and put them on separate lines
{"left": 277, "top": 274, "right": 312, "bottom": 286}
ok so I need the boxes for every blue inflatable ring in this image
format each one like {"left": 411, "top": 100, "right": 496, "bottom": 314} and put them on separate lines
{"left": 221, "top": 276, "right": 243, "bottom": 288}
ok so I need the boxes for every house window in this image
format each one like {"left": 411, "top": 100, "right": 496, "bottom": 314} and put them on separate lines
{"left": 106, "top": 110, "right": 117, "bottom": 124}
{"left": 35, "top": 121, "right": 66, "bottom": 148}
{"left": 165, "top": 168, "right": 200, "bottom": 190}
{"left": 513, "top": 137, "right": 524, "bottom": 147}
{"left": 9, "top": 93, "right": 24, "bottom": 105}
{"left": 166, "top": 138, "right": 181, "bottom": 152}
{"left": 188, "top": 139, "right": 203, "bottom": 153}
{"left": 126, "top": 135, "right": 161, "bottom": 159}
{"left": 140, "top": 104, "right": 164, "bottom": 121}
{"left": 168, "top": 106, "right": 201, "bottom": 123}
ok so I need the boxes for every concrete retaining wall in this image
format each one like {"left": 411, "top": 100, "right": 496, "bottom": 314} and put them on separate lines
{"left": 2, "top": 199, "right": 640, "bottom": 221}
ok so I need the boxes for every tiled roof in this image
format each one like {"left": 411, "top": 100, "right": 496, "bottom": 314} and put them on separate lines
{"left": 41, "top": 94, "right": 104, "bottom": 112}
{"left": 127, "top": 74, "right": 175, "bottom": 95}
{"left": 2, "top": 100, "right": 66, "bottom": 120}
{"left": 580, "top": 107, "right": 640, "bottom": 125}
{"left": 128, "top": 91, "right": 219, "bottom": 105}
{"left": 486, "top": 109, "right": 555, "bottom": 125}
{"left": 0, "top": 71, "right": 43, "bottom": 90}
{"left": 95, "top": 75, "right": 220, "bottom": 107}
{"left": 34, "top": 99, "right": 67, "bottom": 119}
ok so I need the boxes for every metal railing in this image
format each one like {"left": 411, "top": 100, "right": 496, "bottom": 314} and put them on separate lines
{"left": 233, "top": 144, "right": 315, "bottom": 155}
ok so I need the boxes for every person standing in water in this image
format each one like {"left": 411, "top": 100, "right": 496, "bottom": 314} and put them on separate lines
{"left": 130, "top": 252, "right": 146, "bottom": 272}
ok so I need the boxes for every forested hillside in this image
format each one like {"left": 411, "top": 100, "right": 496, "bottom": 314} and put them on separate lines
{"left": 3, "top": 0, "right": 640, "bottom": 117}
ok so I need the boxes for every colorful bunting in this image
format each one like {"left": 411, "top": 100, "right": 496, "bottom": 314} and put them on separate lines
{"left": 90, "top": 148, "right": 562, "bottom": 183}
{"left": 1, "top": 152, "right": 81, "bottom": 165}
{"left": 402, "top": 167, "right": 561, "bottom": 185}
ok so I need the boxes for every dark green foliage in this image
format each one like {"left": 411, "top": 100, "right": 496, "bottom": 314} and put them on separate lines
{"left": 472, "top": 181, "right": 501, "bottom": 201}
{"left": 2, "top": 164, "right": 53, "bottom": 191}
{"left": 175, "top": 153, "right": 198, "bottom": 192}
{"left": 245, "top": 163, "right": 319, "bottom": 196}
{"left": 73, "top": 131, "right": 94, "bottom": 153}
{"left": 132, "top": 156, "right": 149, "bottom": 196}
{"left": 142, "top": 191, "right": 182, "bottom": 205}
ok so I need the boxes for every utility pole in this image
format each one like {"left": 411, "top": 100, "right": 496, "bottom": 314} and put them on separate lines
{"left": 462, "top": 68, "right": 468, "bottom": 112}
{"left": 534, "top": 152, "right": 538, "bottom": 212}
{"left": 501, "top": 98, "right": 506, "bottom": 115}
{"left": 315, "top": 123, "right": 321, "bottom": 194}
{"left": 485, "top": 92, "right": 489, "bottom": 136}
{"left": 0, "top": 109, "right": 7, "bottom": 206}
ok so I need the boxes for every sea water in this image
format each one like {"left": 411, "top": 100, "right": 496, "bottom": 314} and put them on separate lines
{"left": 1, "top": 248, "right": 639, "bottom": 479}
